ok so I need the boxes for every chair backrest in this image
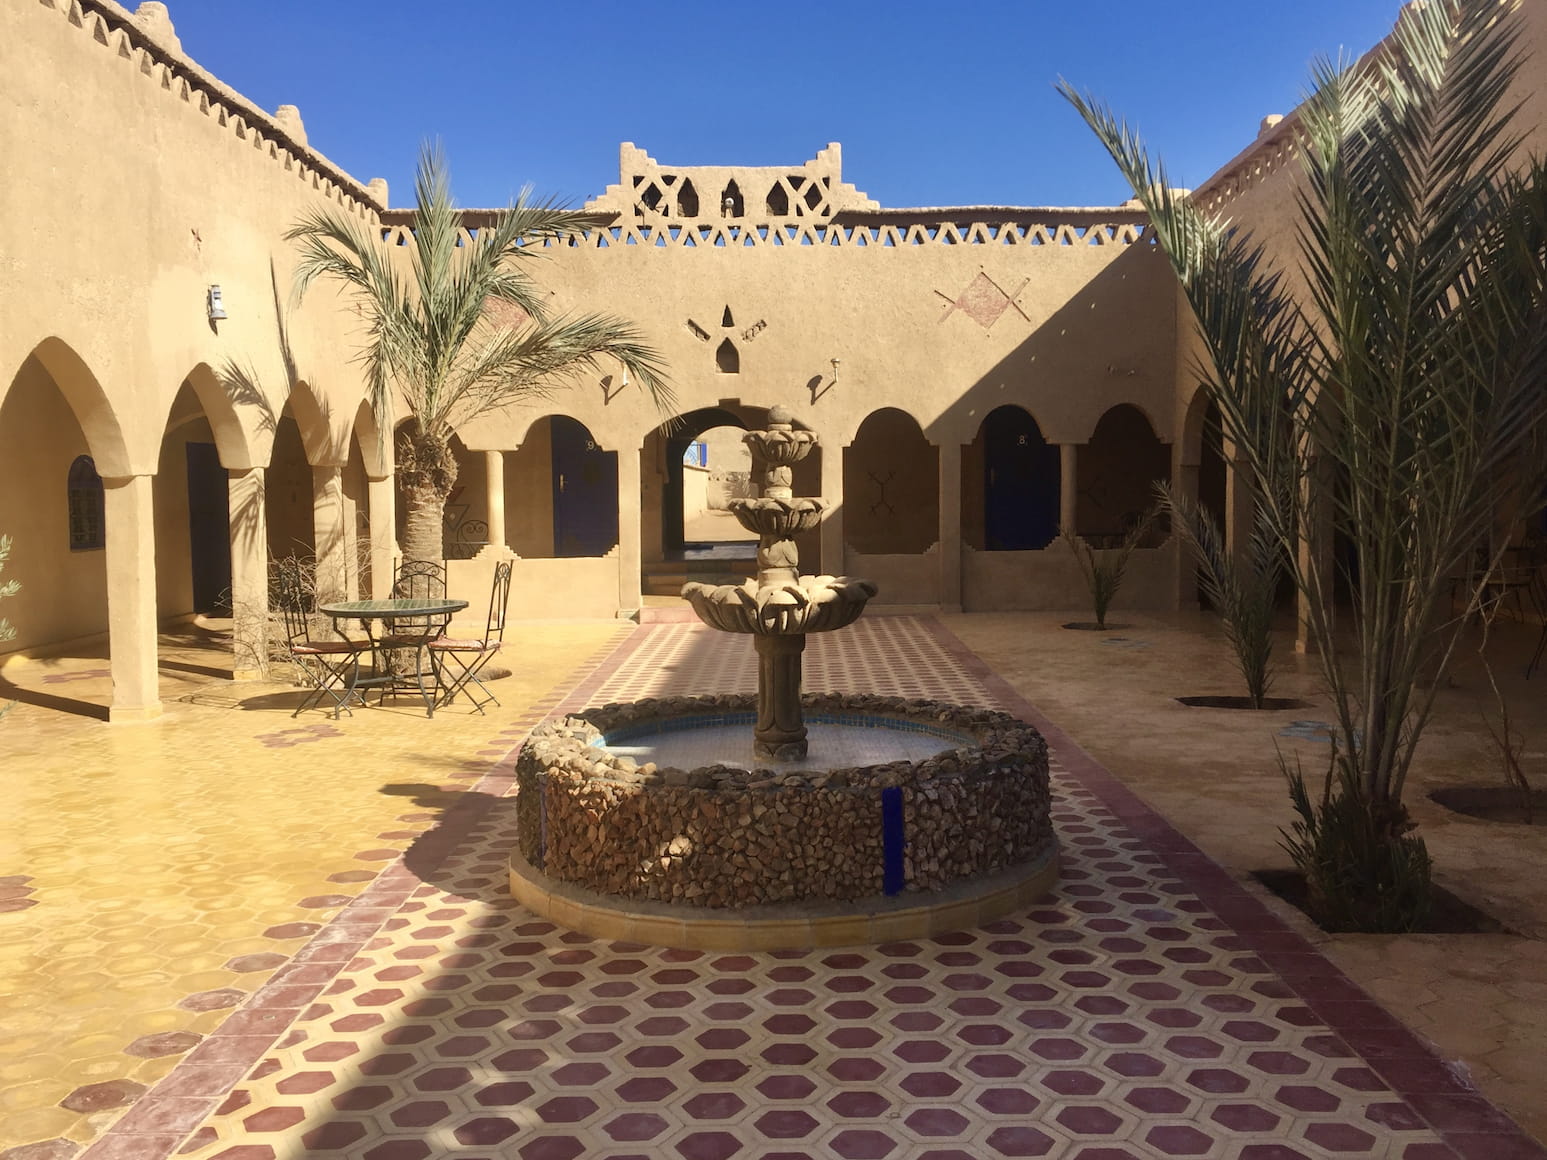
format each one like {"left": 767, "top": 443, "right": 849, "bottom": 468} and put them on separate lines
{"left": 274, "top": 563, "right": 316, "bottom": 646}
{"left": 483, "top": 561, "right": 514, "bottom": 644}
{"left": 393, "top": 559, "right": 447, "bottom": 602}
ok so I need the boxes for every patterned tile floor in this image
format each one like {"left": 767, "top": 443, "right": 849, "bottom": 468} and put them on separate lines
{"left": 6, "top": 616, "right": 1544, "bottom": 1160}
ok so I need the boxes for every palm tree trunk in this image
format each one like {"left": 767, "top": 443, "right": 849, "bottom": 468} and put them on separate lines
{"left": 397, "top": 429, "right": 458, "bottom": 566}
{"left": 401, "top": 483, "right": 448, "bottom": 566}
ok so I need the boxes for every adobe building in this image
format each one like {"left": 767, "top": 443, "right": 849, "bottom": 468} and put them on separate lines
{"left": 3, "top": 0, "right": 1544, "bottom": 721}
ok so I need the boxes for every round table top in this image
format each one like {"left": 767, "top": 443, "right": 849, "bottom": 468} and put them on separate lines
{"left": 319, "top": 597, "right": 469, "bottom": 618}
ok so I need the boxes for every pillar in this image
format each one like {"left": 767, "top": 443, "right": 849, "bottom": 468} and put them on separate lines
{"left": 228, "top": 467, "right": 268, "bottom": 680}
{"left": 103, "top": 474, "right": 161, "bottom": 722}
{"left": 938, "top": 441, "right": 963, "bottom": 612}
{"left": 368, "top": 475, "right": 397, "bottom": 599}
{"left": 821, "top": 438, "right": 845, "bottom": 577}
{"left": 617, "top": 444, "right": 642, "bottom": 614}
{"left": 1223, "top": 439, "right": 1254, "bottom": 572}
{"left": 1059, "top": 443, "right": 1079, "bottom": 535}
{"left": 479, "top": 450, "right": 510, "bottom": 555}
{"left": 312, "top": 465, "right": 347, "bottom": 604}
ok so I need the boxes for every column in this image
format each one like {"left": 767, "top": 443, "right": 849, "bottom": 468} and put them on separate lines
{"left": 616, "top": 444, "right": 642, "bottom": 614}
{"left": 103, "top": 474, "right": 161, "bottom": 722}
{"left": 938, "top": 442, "right": 963, "bottom": 612}
{"left": 479, "top": 450, "right": 510, "bottom": 555}
{"left": 312, "top": 465, "right": 347, "bottom": 604}
{"left": 820, "top": 440, "right": 845, "bottom": 577}
{"left": 1059, "top": 443, "right": 1079, "bottom": 535}
{"left": 227, "top": 467, "right": 268, "bottom": 680}
{"left": 368, "top": 475, "right": 397, "bottom": 599}
{"left": 1223, "top": 439, "right": 1254, "bottom": 571}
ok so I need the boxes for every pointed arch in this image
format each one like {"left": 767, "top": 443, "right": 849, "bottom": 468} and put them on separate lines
{"left": 352, "top": 398, "right": 389, "bottom": 480}
{"left": 174, "top": 362, "right": 262, "bottom": 470}
{"left": 18, "top": 337, "right": 132, "bottom": 477}
{"left": 284, "top": 380, "right": 339, "bottom": 467}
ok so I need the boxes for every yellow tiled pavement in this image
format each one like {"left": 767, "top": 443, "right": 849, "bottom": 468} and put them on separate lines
{"left": 0, "top": 619, "right": 630, "bottom": 1152}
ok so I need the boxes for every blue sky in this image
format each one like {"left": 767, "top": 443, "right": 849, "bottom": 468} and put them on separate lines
{"left": 171, "top": 0, "right": 1404, "bottom": 210}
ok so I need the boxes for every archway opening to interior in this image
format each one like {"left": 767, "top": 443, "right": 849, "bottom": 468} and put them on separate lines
{"left": 963, "top": 405, "right": 1061, "bottom": 551}
{"left": 1078, "top": 403, "right": 1171, "bottom": 545}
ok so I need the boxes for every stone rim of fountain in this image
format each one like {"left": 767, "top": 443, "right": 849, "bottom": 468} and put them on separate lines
{"left": 510, "top": 692, "right": 1060, "bottom": 950}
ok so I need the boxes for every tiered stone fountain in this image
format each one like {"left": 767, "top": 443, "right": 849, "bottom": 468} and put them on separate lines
{"left": 510, "top": 408, "right": 1058, "bottom": 950}
{"left": 680, "top": 406, "right": 877, "bottom": 760}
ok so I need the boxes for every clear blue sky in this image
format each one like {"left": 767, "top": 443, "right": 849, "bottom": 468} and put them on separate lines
{"left": 170, "top": 0, "right": 1405, "bottom": 210}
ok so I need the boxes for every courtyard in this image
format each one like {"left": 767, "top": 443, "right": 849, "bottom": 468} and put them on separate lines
{"left": 2, "top": 609, "right": 1545, "bottom": 1160}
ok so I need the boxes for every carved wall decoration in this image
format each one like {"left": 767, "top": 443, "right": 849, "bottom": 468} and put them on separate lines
{"left": 935, "top": 271, "right": 1033, "bottom": 330}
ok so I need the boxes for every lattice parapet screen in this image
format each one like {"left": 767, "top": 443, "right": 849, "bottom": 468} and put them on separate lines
{"left": 585, "top": 142, "right": 880, "bottom": 222}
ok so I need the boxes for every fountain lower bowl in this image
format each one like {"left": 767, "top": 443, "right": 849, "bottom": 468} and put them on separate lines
{"left": 511, "top": 693, "right": 1059, "bottom": 949}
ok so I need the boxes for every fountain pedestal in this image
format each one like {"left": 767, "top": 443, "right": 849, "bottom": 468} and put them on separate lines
{"left": 754, "top": 634, "right": 808, "bottom": 759}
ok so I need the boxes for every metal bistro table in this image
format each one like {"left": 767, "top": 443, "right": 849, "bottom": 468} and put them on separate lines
{"left": 319, "top": 597, "right": 468, "bottom": 717}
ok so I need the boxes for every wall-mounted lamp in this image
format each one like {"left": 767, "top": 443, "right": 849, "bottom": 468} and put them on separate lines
{"left": 207, "top": 285, "right": 228, "bottom": 322}
{"left": 829, "top": 358, "right": 841, "bottom": 385}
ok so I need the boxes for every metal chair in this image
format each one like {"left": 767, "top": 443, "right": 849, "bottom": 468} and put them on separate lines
{"left": 276, "top": 565, "right": 369, "bottom": 718}
{"left": 429, "top": 561, "right": 513, "bottom": 713}
{"left": 379, "top": 559, "right": 449, "bottom": 647}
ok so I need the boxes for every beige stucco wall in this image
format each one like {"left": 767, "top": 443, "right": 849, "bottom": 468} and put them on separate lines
{"left": 11, "top": 0, "right": 1536, "bottom": 660}
{"left": 0, "top": 357, "right": 108, "bottom": 651}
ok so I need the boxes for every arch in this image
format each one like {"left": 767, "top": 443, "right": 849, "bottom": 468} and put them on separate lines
{"left": 504, "top": 414, "right": 619, "bottom": 559}
{"left": 716, "top": 338, "right": 739, "bottom": 374}
{"left": 676, "top": 178, "right": 699, "bottom": 217}
{"left": 653, "top": 407, "right": 752, "bottom": 554}
{"left": 351, "top": 399, "right": 389, "bottom": 480}
{"left": 284, "top": 380, "right": 338, "bottom": 467}
{"left": 845, "top": 407, "right": 938, "bottom": 555}
{"left": 1078, "top": 403, "right": 1171, "bottom": 540}
{"left": 719, "top": 179, "right": 744, "bottom": 218}
{"left": 176, "top": 362, "right": 261, "bottom": 470}
{"left": 19, "top": 337, "right": 132, "bottom": 477}
{"left": 966, "top": 405, "right": 1061, "bottom": 551}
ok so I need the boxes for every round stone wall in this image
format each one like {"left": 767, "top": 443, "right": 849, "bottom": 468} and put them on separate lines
{"left": 515, "top": 693, "right": 1055, "bottom": 909}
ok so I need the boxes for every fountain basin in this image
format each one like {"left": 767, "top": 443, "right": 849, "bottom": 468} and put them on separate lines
{"left": 681, "top": 575, "right": 877, "bottom": 635}
{"left": 512, "top": 693, "right": 1058, "bottom": 947}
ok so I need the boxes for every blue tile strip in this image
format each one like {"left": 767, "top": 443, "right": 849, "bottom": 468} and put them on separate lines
{"left": 881, "top": 785, "right": 905, "bottom": 896}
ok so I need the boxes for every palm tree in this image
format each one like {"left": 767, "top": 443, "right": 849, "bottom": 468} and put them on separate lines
{"left": 1062, "top": 0, "right": 1547, "bottom": 930}
{"left": 288, "top": 144, "right": 673, "bottom": 564}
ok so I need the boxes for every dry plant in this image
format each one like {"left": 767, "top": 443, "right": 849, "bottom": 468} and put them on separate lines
{"left": 0, "top": 535, "right": 18, "bottom": 721}
{"left": 1158, "top": 483, "right": 1282, "bottom": 708}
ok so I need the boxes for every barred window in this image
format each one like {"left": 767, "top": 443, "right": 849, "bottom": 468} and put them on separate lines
{"left": 67, "top": 455, "right": 104, "bottom": 552}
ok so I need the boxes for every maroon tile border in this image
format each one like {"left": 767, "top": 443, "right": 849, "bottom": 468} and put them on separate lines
{"left": 916, "top": 614, "right": 1546, "bottom": 1160}
{"left": 72, "top": 628, "right": 644, "bottom": 1160}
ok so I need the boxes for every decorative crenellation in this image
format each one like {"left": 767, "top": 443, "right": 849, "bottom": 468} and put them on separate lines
{"left": 47, "top": 0, "right": 382, "bottom": 218}
{"left": 586, "top": 142, "right": 879, "bottom": 222}
{"left": 377, "top": 214, "right": 1154, "bottom": 251}
{"left": 1193, "top": 124, "right": 1306, "bottom": 216}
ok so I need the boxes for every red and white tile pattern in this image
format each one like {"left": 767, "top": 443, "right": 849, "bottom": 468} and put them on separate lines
{"left": 80, "top": 618, "right": 1544, "bottom": 1160}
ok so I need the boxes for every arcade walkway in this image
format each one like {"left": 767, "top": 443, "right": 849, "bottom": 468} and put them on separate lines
{"left": 1, "top": 615, "right": 1543, "bottom": 1160}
